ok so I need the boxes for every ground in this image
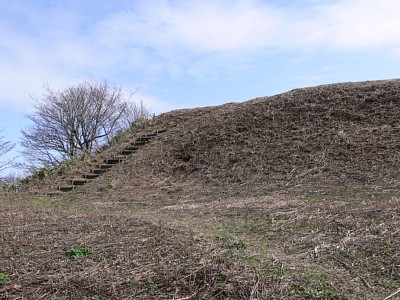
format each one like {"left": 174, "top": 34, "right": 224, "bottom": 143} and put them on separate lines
{"left": 1, "top": 79, "right": 400, "bottom": 299}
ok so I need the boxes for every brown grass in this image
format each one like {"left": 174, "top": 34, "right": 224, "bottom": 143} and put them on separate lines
{"left": 1, "top": 79, "right": 400, "bottom": 299}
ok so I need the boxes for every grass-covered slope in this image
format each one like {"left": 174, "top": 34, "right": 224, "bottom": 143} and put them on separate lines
{"left": 144, "top": 79, "right": 400, "bottom": 196}
{"left": 1, "top": 79, "right": 400, "bottom": 299}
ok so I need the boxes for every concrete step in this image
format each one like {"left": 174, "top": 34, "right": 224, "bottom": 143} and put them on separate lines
{"left": 146, "top": 133, "right": 158, "bottom": 137}
{"left": 133, "top": 140, "right": 147, "bottom": 146}
{"left": 97, "top": 163, "right": 113, "bottom": 169}
{"left": 139, "top": 136, "right": 153, "bottom": 142}
{"left": 126, "top": 145, "right": 139, "bottom": 151}
{"left": 104, "top": 158, "right": 123, "bottom": 164}
{"left": 84, "top": 173, "right": 100, "bottom": 179}
{"left": 58, "top": 185, "right": 74, "bottom": 192}
{"left": 92, "top": 168, "right": 108, "bottom": 174}
{"left": 113, "top": 155, "right": 126, "bottom": 160}
{"left": 47, "top": 191, "right": 63, "bottom": 197}
{"left": 69, "top": 179, "right": 90, "bottom": 186}
{"left": 121, "top": 149, "right": 135, "bottom": 155}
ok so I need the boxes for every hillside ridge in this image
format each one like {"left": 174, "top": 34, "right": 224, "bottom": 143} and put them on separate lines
{"left": 135, "top": 78, "right": 400, "bottom": 197}
{"left": 28, "top": 78, "right": 400, "bottom": 198}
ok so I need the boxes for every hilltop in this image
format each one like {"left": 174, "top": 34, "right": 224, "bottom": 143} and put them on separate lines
{"left": 1, "top": 79, "right": 399, "bottom": 299}
{"left": 135, "top": 78, "right": 400, "bottom": 197}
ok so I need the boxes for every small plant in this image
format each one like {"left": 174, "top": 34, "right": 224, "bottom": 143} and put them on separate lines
{"left": 217, "top": 282, "right": 226, "bottom": 290}
{"left": 126, "top": 278, "right": 133, "bottom": 287}
{"left": 91, "top": 296, "right": 103, "bottom": 300}
{"left": 216, "top": 235, "right": 247, "bottom": 250}
{"left": 338, "top": 149, "right": 348, "bottom": 157}
{"left": 231, "top": 155, "right": 243, "bottom": 163}
{"left": 235, "top": 176, "right": 244, "bottom": 183}
{"left": 315, "top": 289, "right": 336, "bottom": 299}
{"left": 207, "top": 177, "right": 219, "bottom": 186}
{"left": 0, "top": 273, "right": 10, "bottom": 285}
{"left": 98, "top": 178, "right": 113, "bottom": 192}
{"left": 66, "top": 247, "right": 93, "bottom": 259}
{"left": 297, "top": 285, "right": 336, "bottom": 299}
{"left": 167, "top": 187, "right": 183, "bottom": 194}
{"left": 145, "top": 277, "right": 156, "bottom": 292}
{"left": 322, "top": 166, "right": 331, "bottom": 173}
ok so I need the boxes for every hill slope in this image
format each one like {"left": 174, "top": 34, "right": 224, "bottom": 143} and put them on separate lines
{"left": 135, "top": 79, "right": 400, "bottom": 197}
{"left": 1, "top": 79, "right": 400, "bottom": 299}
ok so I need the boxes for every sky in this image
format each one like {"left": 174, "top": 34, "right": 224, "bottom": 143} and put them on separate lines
{"left": 1, "top": 0, "right": 400, "bottom": 176}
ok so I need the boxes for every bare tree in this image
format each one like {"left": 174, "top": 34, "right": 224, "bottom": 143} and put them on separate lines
{"left": 0, "top": 128, "right": 15, "bottom": 173}
{"left": 21, "top": 80, "right": 149, "bottom": 167}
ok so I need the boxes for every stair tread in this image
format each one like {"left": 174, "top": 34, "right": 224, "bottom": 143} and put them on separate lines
{"left": 47, "top": 130, "right": 162, "bottom": 195}
{"left": 69, "top": 179, "right": 90, "bottom": 185}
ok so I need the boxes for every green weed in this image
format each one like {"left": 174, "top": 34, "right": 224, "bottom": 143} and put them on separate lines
{"left": 98, "top": 177, "right": 113, "bottom": 192}
{"left": 297, "top": 286, "right": 336, "bottom": 299}
{"left": 217, "top": 282, "right": 227, "bottom": 290}
{"left": 66, "top": 247, "right": 93, "bottom": 259}
{"left": 145, "top": 278, "right": 156, "bottom": 292}
{"left": 231, "top": 155, "right": 243, "bottom": 163}
{"left": 0, "top": 273, "right": 10, "bottom": 285}
{"left": 216, "top": 235, "right": 247, "bottom": 250}
{"left": 167, "top": 187, "right": 183, "bottom": 194}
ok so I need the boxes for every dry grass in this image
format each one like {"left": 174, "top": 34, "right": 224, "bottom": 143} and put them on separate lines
{"left": 1, "top": 79, "right": 400, "bottom": 299}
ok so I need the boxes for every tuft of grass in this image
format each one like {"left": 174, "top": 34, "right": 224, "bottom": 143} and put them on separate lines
{"left": 66, "top": 247, "right": 93, "bottom": 259}
{"left": 231, "top": 155, "right": 243, "bottom": 163}
{"left": 167, "top": 187, "right": 183, "bottom": 194}
{"left": 216, "top": 235, "right": 247, "bottom": 250}
{"left": 0, "top": 272, "right": 10, "bottom": 285}
{"left": 145, "top": 277, "right": 156, "bottom": 292}
{"left": 98, "top": 177, "right": 113, "bottom": 192}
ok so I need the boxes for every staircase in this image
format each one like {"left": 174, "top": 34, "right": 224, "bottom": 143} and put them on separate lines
{"left": 47, "top": 129, "right": 166, "bottom": 196}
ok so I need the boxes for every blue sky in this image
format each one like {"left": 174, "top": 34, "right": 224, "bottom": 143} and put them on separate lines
{"left": 1, "top": 0, "right": 400, "bottom": 175}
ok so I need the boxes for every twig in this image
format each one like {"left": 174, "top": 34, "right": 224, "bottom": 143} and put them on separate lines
{"left": 175, "top": 292, "right": 198, "bottom": 300}
{"left": 382, "top": 288, "right": 400, "bottom": 300}
{"left": 331, "top": 256, "right": 373, "bottom": 290}
{"left": 250, "top": 274, "right": 260, "bottom": 300}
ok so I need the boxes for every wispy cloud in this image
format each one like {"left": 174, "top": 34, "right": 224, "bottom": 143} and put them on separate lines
{"left": 1, "top": 0, "right": 400, "bottom": 110}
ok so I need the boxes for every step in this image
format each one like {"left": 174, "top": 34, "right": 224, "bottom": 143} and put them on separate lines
{"left": 92, "top": 168, "right": 108, "bottom": 174}
{"left": 47, "top": 191, "right": 63, "bottom": 197}
{"left": 84, "top": 173, "right": 100, "bottom": 179}
{"left": 104, "top": 158, "right": 123, "bottom": 164}
{"left": 146, "top": 133, "right": 158, "bottom": 137}
{"left": 69, "top": 179, "right": 90, "bottom": 186}
{"left": 139, "top": 136, "right": 153, "bottom": 142}
{"left": 58, "top": 185, "right": 74, "bottom": 192}
{"left": 133, "top": 140, "right": 147, "bottom": 146}
{"left": 121, "top": 149, "right": 135, "bottom": 155}
{"left": 126, "top": 145, "right": 139, "bottom": 151}
{"left": 113, "top": 155, "right": 126, "bottom": 160}
{"left": 97, "top": 163, "right": 113, "bottom": 169}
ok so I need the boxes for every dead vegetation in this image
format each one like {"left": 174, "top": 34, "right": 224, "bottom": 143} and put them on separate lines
{"left": 1, "top": 79, "right": 400, "bottom": 299}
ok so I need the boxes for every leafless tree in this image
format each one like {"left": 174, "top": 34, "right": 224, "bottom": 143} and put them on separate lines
{"left": 21, "top": 80, "right": 150, "bottom": 168}
{"left": 0, "top": 128, "right": 15, "bottom": 173}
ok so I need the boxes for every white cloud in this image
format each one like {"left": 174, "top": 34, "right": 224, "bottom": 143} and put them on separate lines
{"left": 94, "top": 0, "right": 400, "bottom": 55}
{"left": 314, "top": 0, "right": 400, "bottom": 49}
{"left": 1, "top": 0, "right": 400, "bottom": 111}
{"left": 170, "top": 1, "right": 283, "bottom": 52}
